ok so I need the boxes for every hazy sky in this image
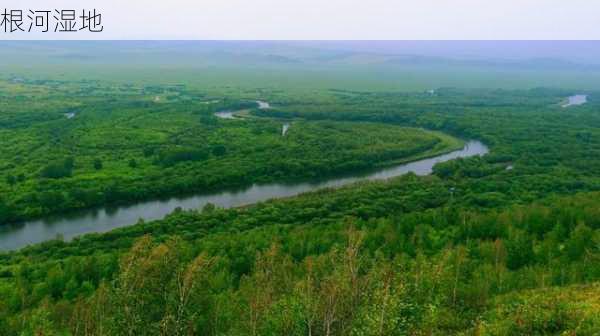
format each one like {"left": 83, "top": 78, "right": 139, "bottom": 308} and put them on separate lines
{"left": 1, "top": 0, "right": 599, "bottom": 39}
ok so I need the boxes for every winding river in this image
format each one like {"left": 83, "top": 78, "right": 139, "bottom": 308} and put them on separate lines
{"left": 0, "top": 140, "right": 488, "bottom": 251}
{"left": 213, "top": 100, "right": 272, "bottom": 119}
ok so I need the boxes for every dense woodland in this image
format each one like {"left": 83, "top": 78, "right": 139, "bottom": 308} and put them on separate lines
{"left": 0, "top": 77, "right": 600, "bottom": 335}
{"left": 0, "top": 79, "right": 460, "bottom": 224}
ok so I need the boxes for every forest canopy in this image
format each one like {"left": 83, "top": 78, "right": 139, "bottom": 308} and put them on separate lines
{"left": 0, "top": 76, "right": 599, "bottom": 335}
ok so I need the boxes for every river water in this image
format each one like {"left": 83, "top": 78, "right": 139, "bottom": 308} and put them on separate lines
{"left": 213, "top": 100, "right": 271, "bottom": 119}
{"left": 0, "top": 140, "right": 488, "bottom": 251}
{"left": 562, "top": 95, "right": 587, "bottom": 107}
{"left": 282, "top": 123, "right": 290, "bottom": 136}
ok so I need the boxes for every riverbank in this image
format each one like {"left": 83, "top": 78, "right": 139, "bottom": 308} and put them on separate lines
{"left": 0, "top": 137, "right": 486, "bottom": 251}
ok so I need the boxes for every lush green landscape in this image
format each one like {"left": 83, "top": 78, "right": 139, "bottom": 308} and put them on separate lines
{"left": 1, "top": 42, "right": 600, "bottom": 335}
{"left": 0, "top": 77, "right": 462, "bottom": 223}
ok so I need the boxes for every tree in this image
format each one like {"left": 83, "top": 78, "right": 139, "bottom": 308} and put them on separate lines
{"left": 202, "top": 202, "right": 216, "bottom": 213}
{"left": 40, "top": 158, "right": 74, "bottom": 179}
{"left": 128, "top": 159, "right": 138, "bottom": 168}
{"left": 19, "top": 303, "right": 59, "bottom": 336}
{"left": 156, "top": 147, "right": 209, "bottom": 167}
{"left": 351, "top": 264, "right": 411, "bottom": 336}
{"left": 64, "top": 156, "right": 75, "bottom": 170}
{"left": 237, "top": 244, "right": 294, "bottom": 336}
{"left": 506, "top": 229, "right": 534, "bottom": 270}
{"left": 565, "top": 223, "right": 594, "bottom": 261}
{"left": 161, "top": 253, "right": 214, "bottom": 335}
{"left": 0, "top": 198, "right": 12, "bottom": 222}
{"left": 212, "top": 144, "right": 227, "bottom": 157}
{"left": 5, "top": 174, "right": 16, "bottom": 187}
{"left": 64, "top": 277, "right": 80, "bottom": 300}
{"left": 40, "top": 163, "right": 71, "bottom": 179}
{"left": 93, "top": 158, "right": 103, "bottom": 170}
{"left": 112, "top": 236, "right": 179, "bottom": 335}
{"left": 143, "top": 147, "right": 155, "bottom": 157}
{"left": 38, "top": 191, "right": 66, "bottom": 209}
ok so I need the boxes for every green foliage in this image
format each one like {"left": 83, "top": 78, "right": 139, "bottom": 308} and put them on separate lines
{"left": 478, "top": 284, "right": 600, "bottom": 335}
{"left": 0, "top": 198, "right": 12, "bottom": 223}
{"left": 39, "top": 158, "right": 74, "bottom": 179}
{"left": 211, "top": 144, "right": 227, "bottom": 157}
{"left": 5, "top": 175, "right": 16, "bottom": 186}
{"left": 155, "top": 147, "right": 209, "bottom": 167}
{"left": 93, "top": 158, "right": 103, "bottom": 170}
{"left": 0, "top": 80, "right": 460, "bottom": 223}
{"left": 1, "top": 75, "right": 600, "bottom": 334}
{"left": 1, "top": 189, "right": 599, "bottom": 335}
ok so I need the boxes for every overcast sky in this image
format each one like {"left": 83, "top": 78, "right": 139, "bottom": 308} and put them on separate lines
{"left": 1, "top": 0, "right": 599, "bottom": 40}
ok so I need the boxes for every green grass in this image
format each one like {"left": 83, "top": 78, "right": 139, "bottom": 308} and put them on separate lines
{"left": 4, "top": 63, "right": 600, "bottom": 92}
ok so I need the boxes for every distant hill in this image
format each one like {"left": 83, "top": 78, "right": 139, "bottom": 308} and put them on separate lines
{"left": 2, "top": 41, "right": 600, "bottom": 71}
{"left": 2, "top": 41, "right": 600, "bottom": 91}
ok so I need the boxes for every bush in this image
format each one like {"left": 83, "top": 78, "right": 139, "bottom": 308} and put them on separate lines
{"left": 93, "top": 158, "right": 103, "bottom": 170}
{"left": 155, "top": 147, "right": 209, "bottom": 167}
{"left": 40, "top": 159, "right": 74, "bottom": 179}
